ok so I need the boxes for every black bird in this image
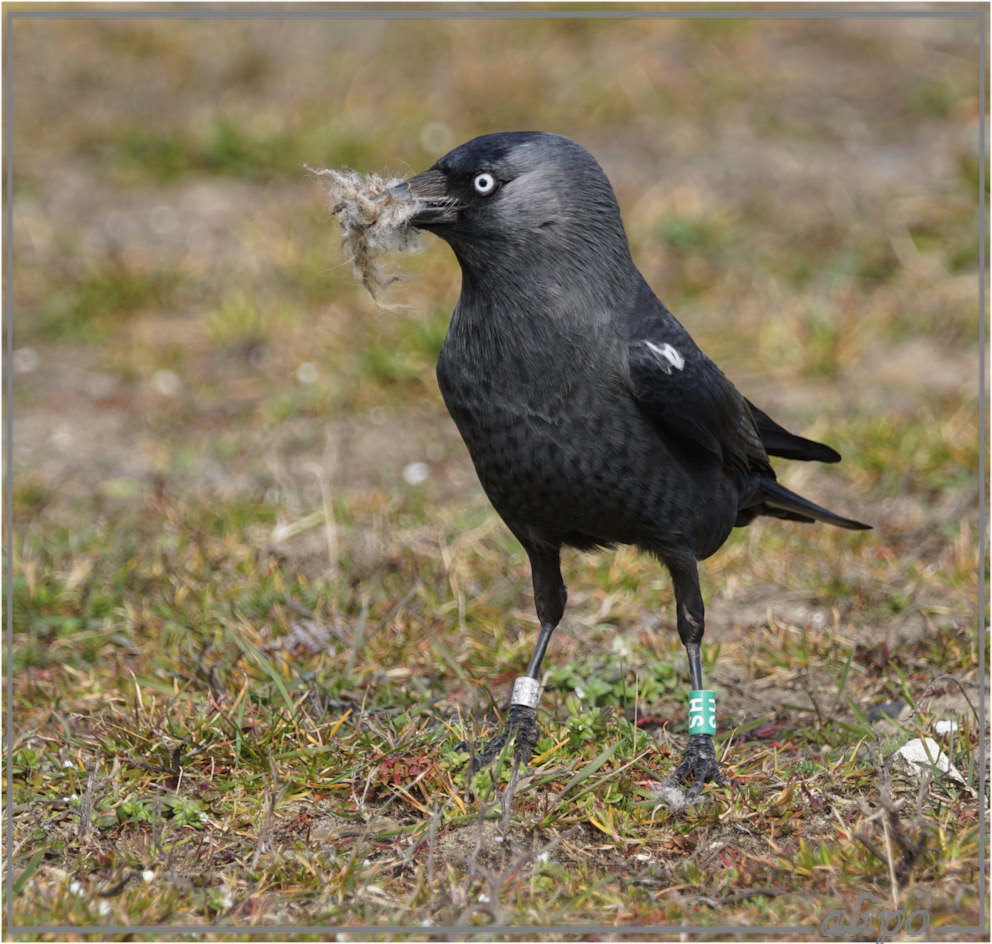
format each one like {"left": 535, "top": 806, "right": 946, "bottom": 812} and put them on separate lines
{"left": 395, "top": 131, "right": 869, "bottom": 800}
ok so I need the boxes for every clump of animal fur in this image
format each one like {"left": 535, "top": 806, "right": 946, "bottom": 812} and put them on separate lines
{"left": 308, "top": 166, "right": 421, "bottom": 299}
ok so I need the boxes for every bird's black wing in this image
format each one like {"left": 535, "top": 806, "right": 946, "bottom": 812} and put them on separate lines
{"left": 623, "top": 292, "right": 866, "bottom": 528}
{"left": 625, "top": 334, "right": 770, "bottom": 478}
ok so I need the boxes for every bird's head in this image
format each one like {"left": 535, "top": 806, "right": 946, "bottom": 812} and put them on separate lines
{"left": 395, "top": 132, "right": 633, "bottom": 286}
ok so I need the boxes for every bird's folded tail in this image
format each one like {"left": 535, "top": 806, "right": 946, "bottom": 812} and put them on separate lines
{"left": 756, "top": 478, "right": 871, "bottom": 531}
{"left": 746, "top": 400, "right": 841, "bottom": 463}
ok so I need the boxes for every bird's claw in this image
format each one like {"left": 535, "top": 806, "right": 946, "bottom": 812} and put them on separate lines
{"left": 660, "top": 734, "right": 724, "bottom": 805}
{"left": 462, "top": 704, "right": 540, "bottom": 774}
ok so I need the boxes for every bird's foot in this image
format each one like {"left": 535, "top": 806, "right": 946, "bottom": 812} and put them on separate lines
{"left": 656, "top": 734, "right": 724, "bottom": 808}
{"left": 464, "top": 704, "right": 540, "bottom": 774}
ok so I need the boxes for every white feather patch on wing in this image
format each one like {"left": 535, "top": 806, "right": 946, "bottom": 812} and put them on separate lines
{"left": 644, "top": 340, "right": 685, "bottom": 372}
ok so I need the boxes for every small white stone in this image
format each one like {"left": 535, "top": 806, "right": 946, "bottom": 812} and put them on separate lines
{"left": 402, "top": 462, "right": 430, "bottom": 486}
{"left": 141, "top": 870, "right": 155, "bottom": 883}
{"left": 296, "top": 362, "right": 318, "bottom": 384}
{"left": 935, "top": 720, "right": 959, "bottom": 736}
{"left": 51, "top": 426, "right": 74, "bottom": 451}
{"left": 13, "top": 348, "right": 39, "bottom": 373}
{"left": 150, "top": 369, "right": 181, "bottom": 397}
{"left": 97, "top": 900, "right": 112, "bottom": 918}
{"left": 897, "top": 737, "right": 965, "bottom": 784}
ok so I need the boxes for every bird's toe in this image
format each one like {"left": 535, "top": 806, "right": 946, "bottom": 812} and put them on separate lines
{"left": 658, "top": 734, "right": 724, "bottom": 806}
{"left": 510, "top": 705, "right": 540, "bottom": 763}
{"left": 462, "top": 704, "right": 540, "bottom": 774}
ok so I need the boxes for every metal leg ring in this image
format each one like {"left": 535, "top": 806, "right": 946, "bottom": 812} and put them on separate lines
{"left": 510, "top": 676, "right": 541, "bottom": 709}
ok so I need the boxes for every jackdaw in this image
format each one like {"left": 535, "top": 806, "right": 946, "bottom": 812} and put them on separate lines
{"left": 394, "top": 131, "right": 869, "bottom": 799}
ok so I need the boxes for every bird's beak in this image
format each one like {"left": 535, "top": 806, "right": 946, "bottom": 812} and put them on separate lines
{"left": 392, "top": 168, "right": 459, "bottom": 228}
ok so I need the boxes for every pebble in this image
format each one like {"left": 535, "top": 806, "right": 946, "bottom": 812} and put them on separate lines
{"left": 402, "top": 462, "right": 430, "bottom": 486}
{"left": 896, "top": 736, "right": 965, "bottom": 784}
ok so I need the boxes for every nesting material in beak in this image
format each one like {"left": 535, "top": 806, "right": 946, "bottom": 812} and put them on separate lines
{"left": 308, "top": 166, "right": 422, "bottom": 300}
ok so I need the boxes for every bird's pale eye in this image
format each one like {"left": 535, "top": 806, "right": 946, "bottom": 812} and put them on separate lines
{"left": 473, "top": 173, "right": 496, "bottom": 196}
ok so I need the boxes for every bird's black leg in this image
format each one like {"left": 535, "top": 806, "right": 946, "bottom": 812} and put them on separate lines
{"left": 661, "top": 560, "right": 724, "bottom": 802}
{"left": 468, "top": 542, "right": 565, "bottom": 774}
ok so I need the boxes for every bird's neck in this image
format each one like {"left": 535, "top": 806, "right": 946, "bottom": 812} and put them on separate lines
{"left": 454, "top": 234, "right": 638, "bottom": 326}
{"left": 443, "top": 252, "right": 636, "bottom": 406}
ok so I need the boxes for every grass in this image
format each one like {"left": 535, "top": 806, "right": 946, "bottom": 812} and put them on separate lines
{"left": 8, "top": 11, "right": 986, "bottom": 938}
{"left": 32, "top": 258, "right": 180, "bottom": 342}
{"left": 8, "top": 513, "right": 983, "bottom": 929}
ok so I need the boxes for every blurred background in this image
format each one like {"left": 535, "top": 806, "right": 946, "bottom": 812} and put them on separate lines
{"left": 8, "top": 9, "right": 984, "bottom": 930}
